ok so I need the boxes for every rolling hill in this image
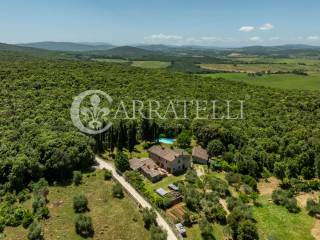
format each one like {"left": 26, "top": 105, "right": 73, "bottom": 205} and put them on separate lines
{"left": 17, "top": 41, "right": 114, "bottom": 52}
{"left": 0, "top": 42, "right": 46, "bottom": 52}
{"left": 89, "top": 46, "right": 162, "bottom": 58}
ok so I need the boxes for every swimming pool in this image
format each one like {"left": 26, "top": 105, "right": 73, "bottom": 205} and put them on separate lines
{"left": 158, "top": 138, "right": 176, "bottom": 144}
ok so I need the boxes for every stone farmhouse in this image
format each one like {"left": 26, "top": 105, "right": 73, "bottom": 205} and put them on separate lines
{"left": 147, "top": 145, "right": 190, "bottom": 174}
{"left": 192, "top": 146, "right": 209, "bottom": 164}
{"left": 129, "top": 145, "right": 191, "bottom": 182}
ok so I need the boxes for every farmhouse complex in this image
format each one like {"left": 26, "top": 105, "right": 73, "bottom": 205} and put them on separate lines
{"left": 129, "top": 145, "right": 191, "bottom": 182}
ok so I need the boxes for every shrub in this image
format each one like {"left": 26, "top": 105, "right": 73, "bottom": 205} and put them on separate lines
{"left": 226, "top": 197, "right": 243, "bottom": 211}
{"left": 0, "top": 222, "right": 4, "bottom": 233}
{"left": 306, "top": 198, "right": 320, "bottom": 217}
{"left": 142, "top": 208, "right": 157, "bottom": 229}
{"left": 73, "top": 171, "right": 82, "bottom": 186}
{"left": 17, "top": 189, "right": 31, "bottom": 203}
{"left": 32, "top": 197, "right": 50, "bottom": 219}
{"left": 227, "top": 205, "right": 253, "bottom": 238}
{"left": 199, "top": 217, "right": 215, "bottom": 240}
{"left": 4, "top": 193, "right": 17, "bottom": 204}
{"left": 237, "top": 220, "right": 259, "bottom": 240}
{"left": 241, "top": 175, "right": 258, "bottom": 192}
{"left": 75, "top": 214, "right": 94, "bottom": 238}
{"left": 22, "top": 210, "right": 34, "bottom": 228}
{"left": 112, "top": 183, "right": 124, "bottom": 199}
{"left": 73, "top": 193, "right": 88, "bottom": 213}
{"left": 142, "top": 142, "right": 150, "bottom": 149}
{"left": 32, "top": 178, "right": 49, "bottom": 200}
{"left": 176, "top": 130, "right": 192, "bottom": 149}
{"left": 103, "top": 169, "right": 112, "bottom": 180}
{"left": 27, "top": 221, "right": 44, "bottom": 240}
{"left": 10, "top": 207, "right": 26, "bottom": 227}
{"left": 150, "top": 224, "right": 167, "bottom": 240}
{"left": 183, "top": 210, "right": 193, "bottom": 227}
{"left": 124, "top": 171, "right": 145, "bottom": 191}
{"left": 272, "top": 189, "right": 300, "bottom": 213}
{"left": 271, "top": 189, "right": 289, "bottom": 205}
{"left": 207, "top": 139, "right": 226, "bottom": 157}
{"left": 226, "top": 172, "right": 241, "bottom": 186}
{"left": 114, "top": 151, "right": 130, "bottom": 173}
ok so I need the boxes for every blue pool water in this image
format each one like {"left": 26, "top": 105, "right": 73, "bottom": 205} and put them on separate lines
{"left": 158, "top": 138, "right": 176, "bottom": 144}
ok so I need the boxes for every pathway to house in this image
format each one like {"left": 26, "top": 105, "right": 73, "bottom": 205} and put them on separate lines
{"left": 95, "top": 156, "right": 178, "bottom": 240}
{"left": 219, "top": 198, "right": 230, "bottom": 215}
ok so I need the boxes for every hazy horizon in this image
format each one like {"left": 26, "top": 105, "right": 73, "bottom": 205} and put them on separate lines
{"left": 1, "top": 0, "right": 319, "bottom": 47}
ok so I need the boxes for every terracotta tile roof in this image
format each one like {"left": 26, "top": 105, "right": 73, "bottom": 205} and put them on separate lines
{"left": 140, "top": 158, "right": 163, "bottom": 177}
{"left": 148, "top": 145, "right": 189, "bottom": 162}
{"left": 129, "top": 157, "right": 145, "bottom": 170}
{"left": 192, "top": 146, "right": 209, "bottom": 160}
{"left": 129, "top": 157, "right": 163, "bottom": 178}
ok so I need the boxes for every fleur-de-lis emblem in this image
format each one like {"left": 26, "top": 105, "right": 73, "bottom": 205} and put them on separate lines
{"left": 80, "top": 94, "right": 110, "bottom": 130}
{"left": 71, "top": 90, "right": 113, "bottom": 135}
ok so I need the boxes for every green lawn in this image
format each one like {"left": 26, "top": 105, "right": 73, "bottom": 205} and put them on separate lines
{"left": 131, "top": 61, "right": 171, "bottom": 69}
{"left": 3, "top": 171, "right": 149, "bottom": 240}
{"left": 253, "top": 196, "right": 315, "bottom": 240}
{"left": 186, "top": 223, "right": 226, "bottom": 240}
{"left": 200, "top": 73, "right": 320, "bottom": 90}
{"left": 144, "top": 174, "right": 185, "bottom": 192}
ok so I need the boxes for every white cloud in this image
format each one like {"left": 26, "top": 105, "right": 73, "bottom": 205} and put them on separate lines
{"left": 144, "top": 34, "right": 230, "bottom": 45}
{"left": 307, "top": 36, "right": 320, "bottom": 41}
{"left": 249, "top": 36, "right": 261, "bottom": 41}
{"left": 144, "top": 33, "right": 183, "bottom": 41}
{"left": 260, "top": 23, "right": 274, "bottom": 30}
{"left": 239, "top": 26, "right": 255, "bottom": 32}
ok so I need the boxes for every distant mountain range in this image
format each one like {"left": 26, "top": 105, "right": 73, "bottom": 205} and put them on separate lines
{"left": 17, "top": 41, "right": 114, "bottom": 52}
{"left": 88, "top": 46, "right": 161, "bottom": 57}
{"left": 0, "top": 42, "right": 47, "bottom": 52}
{"left": 0, "top": 42, "right": 320, "bottom": 58}
{"left": 11, "top": 42, "right": 320, "bottom": 53}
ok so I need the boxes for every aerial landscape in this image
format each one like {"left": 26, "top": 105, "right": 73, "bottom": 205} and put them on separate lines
{"left": 0, "top": 1, "right": 320, "bottom": 240}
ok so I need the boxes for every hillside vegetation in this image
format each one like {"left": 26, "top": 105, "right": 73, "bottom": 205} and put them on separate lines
{"left": 0, "top": 52, "right": 320, "bottom": 239}
{"left": 3, "top": 171, "right": 150, "bottom": 240}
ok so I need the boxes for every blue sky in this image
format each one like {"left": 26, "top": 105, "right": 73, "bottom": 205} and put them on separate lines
{"left": 1, "top": 0, "right": 319, "bottom": 46}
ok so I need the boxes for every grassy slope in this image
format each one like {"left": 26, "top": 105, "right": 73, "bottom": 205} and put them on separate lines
{"left": 253, "top": 196, "right": 315, "bottom": 240}
{"left": 3, "top": 171, "right": 149, "bottom": 240}
{"left": 200, "top": 73, "right": 320, "bottom": 90}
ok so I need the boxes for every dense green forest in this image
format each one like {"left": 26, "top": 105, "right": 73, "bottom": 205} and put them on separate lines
{"left": 1, "top": 52, "right": 319, "bottom": 195}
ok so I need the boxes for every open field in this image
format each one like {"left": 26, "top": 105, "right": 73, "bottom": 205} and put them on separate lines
{"left": 91, "top": 58, "right": 130, "bottom": 63}
{"left": 3, "top": 171, "right": 149, "bottom": 240}
{"left": 131, "top": 60, "right": 171, "bottom": 69}
{"left": 199, "top": 62, "right": 320, "bottom": 74}
{"left": 253, "top": 196, "right": 315, "bottom": 240}
{"left": 91, "top": 59, "right": 171, "bottom": 68}
{"left": 225, "top": 56, "right": 320, "bottom": 65}
{"left": 200, "top": 73, "right": 320, "bottom": 90}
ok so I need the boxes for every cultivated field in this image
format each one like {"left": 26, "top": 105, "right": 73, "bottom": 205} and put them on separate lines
{"left": 199, "top": 62, "right": 320, "bottom": 74}
{"left": 131, "top": 61, "right": 171, "bottom": 69}
{"left": 200, "top": 73, "right": 320, "bottom": 90}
